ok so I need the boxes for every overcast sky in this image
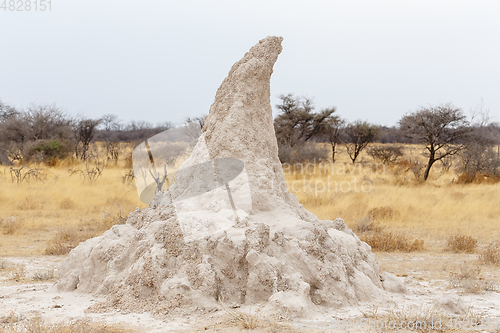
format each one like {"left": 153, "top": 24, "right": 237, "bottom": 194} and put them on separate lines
{"left": 1, "top": 0, "right": 499, "bottom": 127}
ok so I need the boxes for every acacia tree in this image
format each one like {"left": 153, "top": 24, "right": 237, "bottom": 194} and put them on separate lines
{"left": 345, "top": 120, "right": 380, "bottom": 163}
{"left": 398, "top": 104, "right": 472, "bottom": 181}
{"left": 321, "top": 115, "right": 345, "bottom": 162}
{"left": 273, "top": 94, "right": 335, "bottom": 163}
{"left": 274, "top": 94, "right": 335, "bottom": 148}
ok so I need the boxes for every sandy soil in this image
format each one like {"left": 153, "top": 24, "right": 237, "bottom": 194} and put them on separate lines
{"left": 1, "top": 252, "right": 499, "bottom": 333}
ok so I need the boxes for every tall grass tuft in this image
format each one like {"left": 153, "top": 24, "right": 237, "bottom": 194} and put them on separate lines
{"left": 446, "top": 235, "right": 478, "bottom": 253}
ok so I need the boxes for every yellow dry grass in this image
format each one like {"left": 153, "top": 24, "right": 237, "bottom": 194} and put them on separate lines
{"left": 284, "top": 144, "right": 500, "bottom": 247}
{"left": 0, "top": 143, "right": 499, "bottom": 256}
{"left": 0, "top": 156, "right": 147, "bottom": 256}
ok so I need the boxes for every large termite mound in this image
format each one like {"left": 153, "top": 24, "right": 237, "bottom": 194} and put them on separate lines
{"left": 57, "top": 36, "right": 399, "bottom": 317}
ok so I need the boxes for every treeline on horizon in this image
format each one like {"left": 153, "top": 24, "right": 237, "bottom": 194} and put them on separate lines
{"left": 1, "top": 95, "right": 500, "bottom": 183}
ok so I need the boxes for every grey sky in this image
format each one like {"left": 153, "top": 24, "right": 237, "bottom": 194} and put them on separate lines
{"left": 1, "top": 0, "right": 499, "bottom": 127}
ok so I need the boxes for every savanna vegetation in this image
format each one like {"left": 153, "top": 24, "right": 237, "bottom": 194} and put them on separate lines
{"left": 1, "top": 97, "right": 499, "bottom": 268}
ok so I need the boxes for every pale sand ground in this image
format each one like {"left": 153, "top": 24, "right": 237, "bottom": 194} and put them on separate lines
{"left": 1, "top": 253, "right": 499, "bottom": 333}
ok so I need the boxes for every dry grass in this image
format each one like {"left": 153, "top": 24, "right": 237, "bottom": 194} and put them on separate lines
{"left": 0, "top": 146, "right": 146, "bottom": 256}
{"left": 0, "top": 216, "right": 23, "bottom": 235}
{"left": 354, "top": 216, "right": 383, "bottom": 234}
{"left": 285, "top": 144, "right": 500, "bottom": 246}
{"left": 0, "top": 315, "right": 137, "bottom": 333}
{"left": 1, "top": 143, "right": 500, "bottom": 256}
{"left": 226, "top": 308, "right": 261, "bottom": 329}
{"left": 360, "top": 232, "right": 424, "bottom": 252}
{"left": 446, "top": 235, "right": 478, "bottom": 253}
{"left": 44, "top": 226, "right": 97, "bottom": 255}
{"left": 1, "top": 263, "right": 56, "bottom": 283}
{"left": 449, "top": 261, "right": 498, "bottom": 293}
{"left": 221, "top": 308, "right": 299, "bottom": 333}
{"left": 479, "top": 242, "right": 500, "bottom": 267}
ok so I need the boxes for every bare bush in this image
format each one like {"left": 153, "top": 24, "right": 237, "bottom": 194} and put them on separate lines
{"left": 122, "top": 170, "right": 135, "bottom": 185}
{"left": 104, "top": 140, "right": 120, "bottom": 164}
{"left": 69, "top": 150, "right": 107, "bottom": 182}
{"left": 9, "top": 166, "right": 47, "bottom": 184}
{"left": 74, "top": 117, "right": 101, "bottom": 161}
{"left": 456, "top": 140, "right": 500, "bottom": 183}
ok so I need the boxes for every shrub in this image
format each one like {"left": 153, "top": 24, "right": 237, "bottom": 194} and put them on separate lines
{"left": 0, "top": 216, "right": 23, "bottom": 235}
{"left": 45, "top": 227, "right": 96, "bottom": 255}
{"left": 446, "top": 235, "right": 477, "bottom": 253}
{"left": 367, "top": 206, "right": 399, "bottom": 221}
{"left": 479, "top": 242, "right": 500, "bottom": 267}
{"left": 31, "top": 269, "right": 55, "bottom": 281}
{"left": 360, "top": 232, "right": 424, "bottom": 252}
{"left": 28, "top": 139, "right": 71, "bottom": 163}
{"left": 354, "top": 216, "right": 383, "bottom": 234}
{"left": 59, "top": 198, "right": 76, "bottom": 210}
{"left": 278, "top": 142, "right": 328, "bottom": 164}
{"left": 368, "top": 145, "right": 404, "bottom": 165}
{"left": 456, "top": 172, "right": 500, "bottom": 184}
{"left": 395, "top": 158, "right": 426, "bottom": 182}
{"left": 456, "top": 141, "right": 500, "bottom": 183}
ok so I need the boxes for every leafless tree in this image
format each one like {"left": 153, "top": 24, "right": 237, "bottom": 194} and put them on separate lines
{"left": 125, "top": 120, "right": 153, "bottom": 131}
{"left": 74, "top": 117, "right": 102, "bottom": 161}
{"left": 0, "top": 100, "right": 18, "bottom": 121}
{"left": 184, "top": 116, "right": 205, "bottom": 141}
{"left": 456, "top": 104, "right": 500, "bottom": 181}
{"left": 399, "top": 104, "right": 472, "bottom": 181}
{"left": 101, "top": 114, "right": 122, "bottom": 131}
{"left": 0, "top": 104, "right": 73, "bottom": 163}
{"left": 345, "top": 120, "right": 380, "bottom": 163}
{"left": 156, "top": 121, "right": 175, "bottom": 131}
